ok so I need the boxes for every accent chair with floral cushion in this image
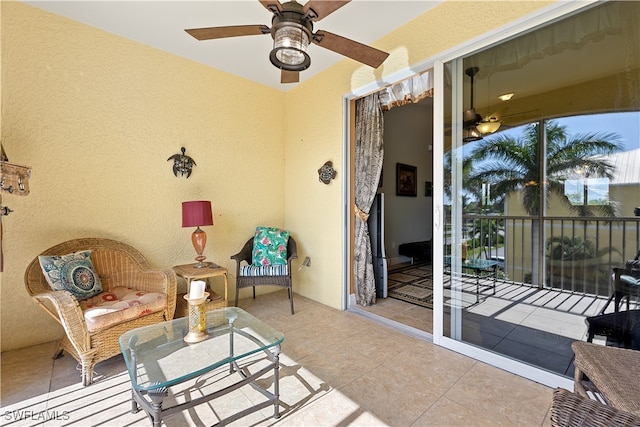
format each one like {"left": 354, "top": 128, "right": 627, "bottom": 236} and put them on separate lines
{"left": 25, "top": 237, "right": 177, "bottom": 386}
{"left": 231, "top": 227, "right": 297, "bottom": 314}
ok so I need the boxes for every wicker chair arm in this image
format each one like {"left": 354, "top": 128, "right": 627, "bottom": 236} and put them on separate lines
{"left": 286, "top": 238, "right": 298, "bottom": 273}
{"left": 551, "top": 388, "right": 640, "bottom": 427}
{"left": 230, "top": 238, "right": 253, "bottom": 265}
{"left": 231, "top": 238, "right": 253, "bottom": 279}
{"left": 287, "top": 238, "right": 298, "bottom": 261}
{"left": 30, "top": 290, "right": 91, "bottom": 354}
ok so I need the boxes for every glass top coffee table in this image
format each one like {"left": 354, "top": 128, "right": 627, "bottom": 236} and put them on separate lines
{"left": 119, "top": 307, "right": 284, "bottom": 427}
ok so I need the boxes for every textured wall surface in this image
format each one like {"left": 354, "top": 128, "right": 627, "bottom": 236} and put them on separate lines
{"left": 1, "top": 2, "right": 285, "bottom": 351}
{"left": 282, "top": 0, "right": 551, "bottom": 308}
{"left": 1, "top": 0, "right": 551, "bottom": 351}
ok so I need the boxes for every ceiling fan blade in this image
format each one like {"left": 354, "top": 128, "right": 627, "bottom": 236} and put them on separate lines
{"left": 185, "top": 25, "right": 270, "bottom": 41}
{"left": 303, "top": 0, "right": 350, "bottom": 21}
{"left": 259, "top": 0, "right": 283, "bottom": 14}
{"left": 312, "top": 30, "right": 389, "bottom": 68}
{"left": 281, "top": 70, "right": 299, "bottom": 84}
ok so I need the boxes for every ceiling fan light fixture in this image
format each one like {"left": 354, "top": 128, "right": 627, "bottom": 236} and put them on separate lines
{"left": 463, "top": 126, "right": 483, "bottom": 142}
{"left": 498, "top": 92, "right": 515, "bottom": 101}
{"left": 476, "top": 117, "right": 501, "bottom": 134}
{"left": 269, "top": 22, "right": 311, "bottom": 71}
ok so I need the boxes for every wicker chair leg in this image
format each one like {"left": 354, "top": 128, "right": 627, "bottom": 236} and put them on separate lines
{"left": 80, "top": 355, "right": 96, "bottom": 386}
{"left": 289, "top": 288, "right": 294, "bottom": 315}
{"left": 53, "top": 346, "right": 64, "bottom": 359}
{"left": 573, "top": 364, "right": 588, "bottom": 397}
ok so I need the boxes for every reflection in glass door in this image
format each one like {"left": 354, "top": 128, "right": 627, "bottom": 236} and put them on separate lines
{"left": 440, "top": 0, "right": 640, "bottom": 379}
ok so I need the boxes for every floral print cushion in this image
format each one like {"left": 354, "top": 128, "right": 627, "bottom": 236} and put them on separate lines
{"left": 251, "top": 226, "right": 290, "bottom": 266}
{"left": 79, "top": 286, "right": 166, "bottom": 332}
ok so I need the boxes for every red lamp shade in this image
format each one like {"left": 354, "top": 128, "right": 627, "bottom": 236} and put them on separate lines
{"left": 182, "top": 201, "right": 213, "bottom": 228}
{"left": 182, "top": 201, "right": 213, "bottom": 268}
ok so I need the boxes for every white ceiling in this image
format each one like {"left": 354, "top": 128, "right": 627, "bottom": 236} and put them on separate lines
{"left": 23, "top": 0, "right": 440, "bottom": 91}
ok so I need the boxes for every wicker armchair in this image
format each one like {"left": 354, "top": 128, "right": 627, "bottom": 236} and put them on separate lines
{"left": 231, "top": 236, "right": 297, "bottom": 314}
{"left": 24, "top": 238, "right": 177, "bottom": 386}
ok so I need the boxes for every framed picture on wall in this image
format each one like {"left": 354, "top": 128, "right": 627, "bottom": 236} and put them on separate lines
{"left": 396, "top": 163, "right": 417, "bottom": 197}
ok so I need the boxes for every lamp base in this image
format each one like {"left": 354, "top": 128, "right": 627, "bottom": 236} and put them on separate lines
{"left": 191, "top": 227, "right": 209, "bottom": 269}
{"left": 192, "top": 261, "right": 210, "bottom": 268}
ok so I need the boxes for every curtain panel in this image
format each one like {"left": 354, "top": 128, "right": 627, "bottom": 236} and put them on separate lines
{"left": 353, "top": 93, "right": 384, "bottom": 306}
{"left": 353, "top": 70, "right": 434, "bottom": 306}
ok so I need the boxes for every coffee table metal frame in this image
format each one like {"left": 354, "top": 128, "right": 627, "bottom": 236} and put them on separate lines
{"left": 444, "top": 256, "right": 499, "bottom": 302}
{"left": 119, "top": 307, "right": 283, "bottom": 427}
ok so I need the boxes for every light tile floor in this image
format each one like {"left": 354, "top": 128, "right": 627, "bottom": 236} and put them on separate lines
{"left": 1, "top": 291, "right": 554, "bottom": 426}
{"left": 355, "top": 274, "right": 619, "bottom": 377}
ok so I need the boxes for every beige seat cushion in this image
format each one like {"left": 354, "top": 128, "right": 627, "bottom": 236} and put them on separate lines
{"left": 79, "top": 287, "right": 166, "bottom": 332}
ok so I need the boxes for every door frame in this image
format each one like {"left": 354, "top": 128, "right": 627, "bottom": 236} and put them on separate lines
{"left": 341, "top": 0, "right": 594, "bottom": 390}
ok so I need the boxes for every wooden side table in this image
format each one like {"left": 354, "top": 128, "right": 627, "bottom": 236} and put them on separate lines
{"left": 172, "top": 263, "right": 229, "bottom": 318}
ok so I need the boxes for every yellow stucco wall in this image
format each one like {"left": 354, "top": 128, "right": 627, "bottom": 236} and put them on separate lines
{"left": 282, "top": 0, "right": 552, "bottom": 308}
{"left": 1, "top": 0, "right": 551, "bottom": 351}
{"left": 1, "top": 2, "right": 286, "bottom": 351}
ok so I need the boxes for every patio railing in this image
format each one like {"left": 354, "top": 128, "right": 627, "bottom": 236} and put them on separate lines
{"left": 455, "top": 214, "right": 640, "bottom": 298}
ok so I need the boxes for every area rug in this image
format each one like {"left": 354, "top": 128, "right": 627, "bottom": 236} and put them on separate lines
{"left": 387, "top": 263, "right": 434, "bottom": 308}
{"left": 387, "top": 262, "right": 480, "bottom": 309}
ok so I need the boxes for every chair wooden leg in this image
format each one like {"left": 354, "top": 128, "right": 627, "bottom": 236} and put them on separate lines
{"left": 252, "top": 286, "right": 256, "bottom": 299}
{"left": 235, "top": 284, "right": 240, "bottom": 307}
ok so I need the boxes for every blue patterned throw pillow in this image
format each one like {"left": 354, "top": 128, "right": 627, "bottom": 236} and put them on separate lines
{"left": 252, "top": 227, "right": 290, "bottom": 266}
{"left": 38, "top": 250, "right": 103, "bottom": 300}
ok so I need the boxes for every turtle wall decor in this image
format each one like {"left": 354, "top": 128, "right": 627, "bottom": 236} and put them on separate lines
{"left": 167, "top": 147, "right": 196, "bottom": 178}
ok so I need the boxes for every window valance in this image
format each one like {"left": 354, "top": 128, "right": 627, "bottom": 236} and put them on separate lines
{"left": 379, "top": 70, "right": 433, "bottom": 111}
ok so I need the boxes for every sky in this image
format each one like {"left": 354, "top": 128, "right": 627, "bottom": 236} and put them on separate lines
{"left": 495, "top": 111, "right": 640, "bottom": 153}
{"left": 557, "top": 112, "right": 639, "bottom": 153}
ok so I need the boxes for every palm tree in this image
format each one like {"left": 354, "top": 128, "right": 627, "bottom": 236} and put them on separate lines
{"left": 467, "top": 120, "right": 623, "bottom": 286}
{"left": 443, "top": 151, "right": 479, "bottom": 206}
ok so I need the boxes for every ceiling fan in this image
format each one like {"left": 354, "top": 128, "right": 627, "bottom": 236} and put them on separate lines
{"left": 184, "top": 0, "right": 390, "bottom": 84}
{"left": 463, "top": 66, "right": 502, "bottom": 142}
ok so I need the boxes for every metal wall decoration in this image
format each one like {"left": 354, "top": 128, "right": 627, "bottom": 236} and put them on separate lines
{"left": 0, "top": 162, "right": 31, "bottom": 196}
{"left": 167, "top": 147, "right": 196, "bottom": 178}
{"left": 318, "top": 161, "right": 337, "bottom": 184}
{"left": 1, "top": 145, "right": 31, "bottom": 197}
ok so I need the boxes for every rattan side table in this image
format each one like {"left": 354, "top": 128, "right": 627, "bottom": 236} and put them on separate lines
{"left": 172, "top": 263, "right": 229, "bottom": 318}
{"left": 572, "top": 341, "right": 640, "bottom": 415}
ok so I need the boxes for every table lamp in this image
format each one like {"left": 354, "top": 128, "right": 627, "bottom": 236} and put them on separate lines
{"left": 182, "top": 200, "right": 213, "bottom": 268}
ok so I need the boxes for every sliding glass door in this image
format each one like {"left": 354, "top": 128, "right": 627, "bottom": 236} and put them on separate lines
{"left": 440, "top": 1, "right": 640, "bottom": 379}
